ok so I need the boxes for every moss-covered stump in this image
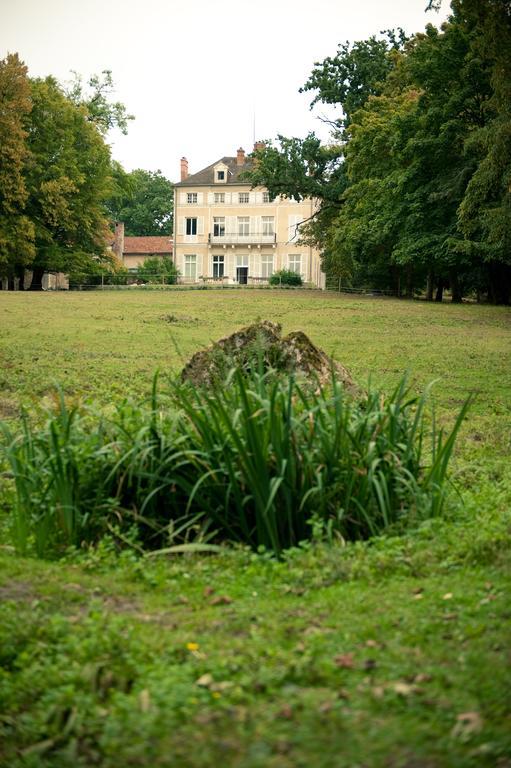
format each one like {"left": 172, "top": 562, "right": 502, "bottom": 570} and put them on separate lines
{"left": 180, "top": 320, "right": 357, "bottom": 391}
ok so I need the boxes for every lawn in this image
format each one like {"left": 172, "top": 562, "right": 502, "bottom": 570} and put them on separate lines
{"left": 0, "top": 289, "right": 510, "bottom": 767}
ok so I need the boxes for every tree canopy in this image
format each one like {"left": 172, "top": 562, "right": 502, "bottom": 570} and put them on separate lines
{"left": 0, "top": 53, "right": 35, "bottom": 286}
{"left": 105, "top": 166, "right": 174, "bottom": 236}
{"left": 0, "top": 57, "right": 161, "bottom": 289}
{"left": 248, "top": 0, "right": 511, "bottom": 303}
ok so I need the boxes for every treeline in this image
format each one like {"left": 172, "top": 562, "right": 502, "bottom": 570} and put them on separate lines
{"left": 0, "top": 55, "right": 173, "bottom": 290}
{"left": 249, "top": 0, "right": 511, "bottom": 303}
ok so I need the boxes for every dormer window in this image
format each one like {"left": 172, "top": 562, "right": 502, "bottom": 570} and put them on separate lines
{"left": 214, "top": 163, "right": 228, "bottom": 184}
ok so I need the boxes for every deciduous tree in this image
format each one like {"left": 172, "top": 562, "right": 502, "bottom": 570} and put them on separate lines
{"left": 105, "top": 167, "right": 174, "bottom": 236}
{"left": 0, "top": 53, "right": 35, "bottom": 288}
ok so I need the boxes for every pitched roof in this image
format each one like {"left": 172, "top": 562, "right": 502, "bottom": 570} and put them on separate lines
{"left": 176, "top": 156, "right": 255, "bottom": 187}
{"left": 123, "top": 236, "right": 172, "bottom": 254}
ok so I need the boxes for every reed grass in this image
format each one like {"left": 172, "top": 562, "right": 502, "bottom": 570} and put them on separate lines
{"left": 0, "top": 371, "right": 470, "bottom": 558}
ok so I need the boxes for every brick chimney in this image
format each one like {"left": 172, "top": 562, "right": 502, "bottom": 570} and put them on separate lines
{"left": 180, "top": 157, "right": 188, "bottom": 181}
{"left": 253, "top": 141, "right": 265, "bottom": 153}
{"left": 236, "top": 147, "right": 246, "bottom": 166}
{"left": 113, "top": 221, "right": 125, "bottom": 260}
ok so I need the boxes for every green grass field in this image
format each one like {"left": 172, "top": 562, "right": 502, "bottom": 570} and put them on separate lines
{"left": 1, "top": 289, "right": 510, "bottom": 767}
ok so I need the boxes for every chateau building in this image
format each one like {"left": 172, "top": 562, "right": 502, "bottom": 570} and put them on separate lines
{"left": 173, "top": 146, "right": 324, "bottom": 287}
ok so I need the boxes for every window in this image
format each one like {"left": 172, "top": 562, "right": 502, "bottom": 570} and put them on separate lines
{"left": 262, "top": 216, "right": 274, "bottom": 236}
{"left": 288, "top": 254, "right": 301, "bottom": 274}
{"left": 213, "top": 254, "right": 224, "bottom": 278}
{"left": 288, "top": 215, "right": 301, "bottom": 242}
{"left": 238, "top": 217, "right": 249, "bottom": 236}
{"left": 238, "top": 192, "right": 249, "bottom": 204}
{"left": 186, "top": 218, "right": 197, "bottom": 236}
{"left": 217, "top": 170, "right": 225, "bottom": 181}
{"left": 184, "top": 254, "right": 197, "bottom": 279}
{"left": 213, "top": 217, "right": 225, "bottom": 236}
{"left": 214, "top": 192, "right": 225, "bottom": 204}
{"left": 187, "top": 193, "right": 197, "bottom": 204}
{"left": 263, "top": 191, "right": 272, "bottom": 203}
{"left": 261, "top": 254, "right": 273, "bottom": 278}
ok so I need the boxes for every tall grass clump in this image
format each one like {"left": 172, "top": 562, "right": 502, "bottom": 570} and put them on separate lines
{"left": 0, "top": 372, "right": 470, "bottom": 558}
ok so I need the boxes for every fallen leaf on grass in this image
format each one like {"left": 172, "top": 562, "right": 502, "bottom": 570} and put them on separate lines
{"left": 210, "top": 595, "right": 233, "bottom": 606}
{"left": 334, "top": 653, "right": 355, "bottom": 669}
{"left": 318, "top": 700, "right": 334, "bottom": 714}
{"left": 451, "top": 711, "right": 483, "bottom": 740}
{"left": 392, "top": 682, "right": 418, "bottom": 696}
{"left": 413, "top": 673, "right": 433, "bottom": 684}
{"left": 442, "top": 593, "right": 453, "bottom": 600}
{"left": 277, "top": 704, "right": 293, "bottom": 720}
{"left": 196, "top": 673, "right": 214, "bottom": 688}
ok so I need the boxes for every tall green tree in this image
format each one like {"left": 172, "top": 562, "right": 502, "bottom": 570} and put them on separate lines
{"left": 0, "top": 53, "right": 35, "bottom": 288}
{"left": 249, "top": 4, "right": 510, "bottom": 302}
{"left": 454, "top": 0, "right": 511, "bottom": 303}
{"left": 105, "top": 167, "right": 173, "bottom": 236}
{"left": 24, "top": 76, "right": 114, "bottom": 289}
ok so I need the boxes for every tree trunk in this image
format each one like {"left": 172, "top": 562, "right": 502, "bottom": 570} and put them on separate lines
{"left": 405, "top": 266, "right": 413, "bottom": 299}
{"left": 28, "top": 267, "right": 45, "bottom": 290}
{"left": 488, "top": 263, "right": 511, "bottom": 305}
{"left": 426, "top": 271, "right": 434, "bottom": 301}
{"left": 15, "top": 264, "right": 25, "bottom": 291}
{"left": 435, "top": 281, "right": 444, "bottom": 302}
{"left": 450, "top": 270, "right": 463, "bottom": 303}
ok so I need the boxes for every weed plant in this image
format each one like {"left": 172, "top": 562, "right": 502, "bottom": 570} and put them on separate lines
{"left": 0, "top": 371, "right": 470, "bottom": 558}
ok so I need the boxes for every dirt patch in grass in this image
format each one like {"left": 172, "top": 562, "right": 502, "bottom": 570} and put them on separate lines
{"left": 0, "top": 579, "right": 39, "bottom": 602}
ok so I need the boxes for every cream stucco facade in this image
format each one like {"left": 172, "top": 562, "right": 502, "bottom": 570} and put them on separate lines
{"left": 173, "top": 151, "right": 324, "bottom": 288}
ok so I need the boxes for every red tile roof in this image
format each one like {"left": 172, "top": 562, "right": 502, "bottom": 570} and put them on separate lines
{"left": 123, "top": 236, "right": 172, "bottom": 254}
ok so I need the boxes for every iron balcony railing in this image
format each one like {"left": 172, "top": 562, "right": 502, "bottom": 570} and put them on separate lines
{"left": 208, "top": 232, "right": 277, "bottom": 245}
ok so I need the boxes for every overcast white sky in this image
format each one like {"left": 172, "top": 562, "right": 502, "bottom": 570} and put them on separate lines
{"left": 2, "top": 0, "right": 450, "bottom": 182}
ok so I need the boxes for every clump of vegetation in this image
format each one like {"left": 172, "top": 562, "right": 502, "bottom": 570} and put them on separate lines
{"left": 136, "top": 256, "right": 178, "bottom": 284}
{"left": 1, "top": 371, "right": 469, "bottom": 559}
{"left": 269, "top": 269, "right": 303, "bottom": 287}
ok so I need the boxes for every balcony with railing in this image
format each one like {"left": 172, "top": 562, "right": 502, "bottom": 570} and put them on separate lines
{"left": 208, "top": 231, "right": 276, "bottom": 245}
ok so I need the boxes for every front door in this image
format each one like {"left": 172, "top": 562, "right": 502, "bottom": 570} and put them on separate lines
{"left": 237, "top": 267, "right": 248, "bottom": 285}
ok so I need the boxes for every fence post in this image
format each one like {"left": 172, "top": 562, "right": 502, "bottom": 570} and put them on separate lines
{"left": 101, "top": 274, "right": 104, "bottom": 290}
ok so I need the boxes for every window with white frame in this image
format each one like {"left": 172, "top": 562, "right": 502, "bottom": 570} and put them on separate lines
{"left": 213, "top": 217, "right": 225, "bottom": 236}
{"left": 236, "top": 254, "right": 248, "bottom": 267}
{"left": 238, "top": 192, "right": 249, "bottom": 204}
{"left": 214, "top": 192, "right": 225, "bottom": 204}
{"left": 262, "top": 216, "right": 274, "bottom": 236}
{"left": 186, "top": 193, "right": 197, "bottom": 204}
{"left": 186, "top": 218, "right": 197, "bottom": 236}
{"left": 216, "top": 170, "right": 225, "bottom": 181}
{"left": 238, "top": 217, "right": 249, "bottom": 236}
{"left": 262, "top": 191, "right": 272, "bottom": 203}
{"left": 213, "top": 254, "right": 224, "bottom": 278}
{"left": 261, "top": 254, "right": 273, "bottom": 278}
{"left": 288, "top": 254, "right": 301, "bottom": 274}
{"left": 184, "top": 254, "right": 197, "bottom": 278}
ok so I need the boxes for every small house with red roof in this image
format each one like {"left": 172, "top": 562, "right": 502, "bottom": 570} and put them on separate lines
{"left": 110, "top": 222, "right": 173, "bottom": 271}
